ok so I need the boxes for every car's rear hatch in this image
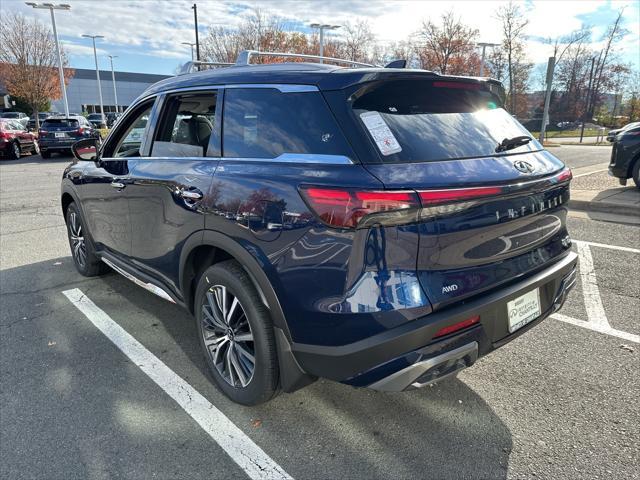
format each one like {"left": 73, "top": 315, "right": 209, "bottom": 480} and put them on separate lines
{"left": 344, "top": 76, "right": 572, "bottom": 311}
{"left": 40, "top": 119, "right": 83, "bottom": 140}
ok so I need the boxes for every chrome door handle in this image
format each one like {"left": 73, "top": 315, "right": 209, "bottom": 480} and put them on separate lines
{"left": 111, "top": 181, "right": 125, "bottom": 189}
{"left": 179, "top": 189, "right": 203, "bottom": 201}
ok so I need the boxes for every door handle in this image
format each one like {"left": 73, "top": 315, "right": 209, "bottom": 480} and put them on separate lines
{"left": 178, "top": 189, "right": 203, "bottom": 201}
{"left": 111, "top": 181, "right": 126, "bottom": 190}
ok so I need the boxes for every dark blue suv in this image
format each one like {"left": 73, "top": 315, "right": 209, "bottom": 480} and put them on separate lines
{"left": 62, "top": 52, "right": 577, "bottom": 405}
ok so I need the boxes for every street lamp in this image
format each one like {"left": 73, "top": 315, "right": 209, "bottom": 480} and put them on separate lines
{"left": 310, "top": 23, "right": 341, "bottom": 63}
{"left": 181, "top": 42, "right": 196, "bottom": 61}
{"left": 476, "top": 42, "right": 500, "bottom": 77}
{"left": 25, "top": 2, "right": 71, "bottom": 118}
{"left": 82, "top": 34, "right": 105, "bottom": 125}
{"left": 107, "top": 55, "right": 119, "bottom": 113}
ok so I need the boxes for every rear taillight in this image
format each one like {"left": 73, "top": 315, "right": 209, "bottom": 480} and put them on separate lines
{"left": 433, "top": 315, "right": 480, "bottom": 339}
{"left": 418, "top": 186, "right": 501, "bottom": 205}
{"left": 39, "top": 129, "right": 47, "bottom": 136}
{"left": 555, "top": 168, "right": 572, "bottom": 183}
{"left": 299, "top": 187, "right": 420, "bottom": 229}
{"left": 77, "top": 127, "right": 84, "bottom": 134}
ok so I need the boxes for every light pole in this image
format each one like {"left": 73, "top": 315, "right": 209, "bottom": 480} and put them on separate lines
{"left": 107, "top": 55, "right": 119, "bottom": 113}
{"left": 310, "top": 23, "right": 341, "bottom": 63}
{"left": 181, "top": 42, "right": 196, "bottom": 61}
{"left": 25, "top": 2, "right": 71, "bottom": 118}
{"left": 192, "top": 4, "right": 200, "bottom": 61}
{"left": 82, "top": 34, "right": 105, "bottom": 125}
{"left": 476, "top": 42, "right": 499, "bottom": 77}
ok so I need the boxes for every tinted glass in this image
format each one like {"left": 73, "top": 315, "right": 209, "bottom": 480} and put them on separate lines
{"left": 113, "top": 106, "right": 152, "bottom": 157}
{"left": 351, "top": 79, "right": 542, "bottom": 163}
{"left": 223, "top": 89, "right": 353, "bottom": 159}
{"left": 152, "top": 92, "right": 216, "bottom": 157}
{"left": 42, "top": 119, "right": 79, "bottom": 128}
{"left": 1, "top": 113, "right": 19, "bottom": 118}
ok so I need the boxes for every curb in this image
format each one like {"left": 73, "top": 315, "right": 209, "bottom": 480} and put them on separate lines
{"left": 568, "top": 198, "right": 640, "bottom": 217}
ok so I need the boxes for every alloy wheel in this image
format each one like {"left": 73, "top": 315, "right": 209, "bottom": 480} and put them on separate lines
{"left": 201, "top": 285, "right": 255, "bottom": 388}
{"left": 12, "top": 142, "right": 20, "bottom": 159}
{"left": 68, "top": 211, "right": 87, "bottom": 268}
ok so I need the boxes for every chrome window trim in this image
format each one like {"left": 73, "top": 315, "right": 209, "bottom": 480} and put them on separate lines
{"left": 221, "top": 153, "right": 353, "bottom": 165}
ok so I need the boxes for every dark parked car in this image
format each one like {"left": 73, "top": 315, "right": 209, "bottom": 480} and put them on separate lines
{"left": 62, "top": 52, "right": 577, "bottom": 405}
{"left": 0, "top": 111, "right": 29, "bottom": 128}
{"left": 39, "top": 116, "right": 97, "bottom": 158}
{"left": 606, "top": 122, "right": 640, "bottom": 142}
{"left": 609, "top": 125, "right": 640, "bottom": 188}
{"left": 106, "top": 112, "right": 123, "bottom": 127}
{"left": 0, "top": 119, "right": 40, "bottom": 159}
{"left": 87, "top": 113, "right": 106, "bottom": 129}
{"left": 27, "top": 112, "right": 53, "bottom": 131}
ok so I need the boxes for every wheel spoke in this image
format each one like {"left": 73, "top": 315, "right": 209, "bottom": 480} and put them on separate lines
{"left": 229, "top": 345, "right": 249, "bottom": 387}
{"left": 226, "top": 345, "right": 236, "bottom": 385}
{"left": 226, "top": 296, "right": 239, "bottom": 324}
{"left": 234, "top": 332, "right": 253, "bottom": 343}
{"left": 203, "top": 304, "right": 226, "bottom": 331}
{"left": 234, "top": 342, "right": 255, "bottom": 365}
{"left": 213, "top": 337, "right": 228, "bottom": 365}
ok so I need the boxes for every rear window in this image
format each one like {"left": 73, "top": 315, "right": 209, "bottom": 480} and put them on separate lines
{"left": 42, "top": 119, "right": 79, "bottom": 128}
{"left": 351, "top": 79, "right": 542, "bottom": 163}
{"left": 223, "top": 89, "right": 354, "bottom": 159}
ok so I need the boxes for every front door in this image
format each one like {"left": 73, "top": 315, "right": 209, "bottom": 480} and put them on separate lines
{"left": 126, "top": 90, "right": 221, "bottom": 293}
{"left": 80, "top": 99, "right": 156, "bottom": 257}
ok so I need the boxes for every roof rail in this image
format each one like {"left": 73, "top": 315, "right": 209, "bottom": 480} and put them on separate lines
{"left": 178, "top": 61, "right": 235, "bottom": 75}
{"left": 236, "top": 50, "right": 377, "bottom": 68}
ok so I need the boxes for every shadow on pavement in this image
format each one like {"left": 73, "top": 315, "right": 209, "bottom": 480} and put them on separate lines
{"left": 1, "top": 257, "right": 512, "bottom": 479}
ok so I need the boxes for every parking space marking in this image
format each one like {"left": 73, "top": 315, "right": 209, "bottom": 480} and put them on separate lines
{"left": 63, "top": 288, "right": 293, "bottom": 480}
{"left": 551, "top": 239, "right": 639, "bottom": 344}
{"left": 574, "top": 240, "right": 640, "bottom": 254}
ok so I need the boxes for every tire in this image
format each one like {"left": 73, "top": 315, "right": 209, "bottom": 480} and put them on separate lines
{"left": 195, "top": 260, "right": 280, "bottom": 405}
{"left": 9, "top": 141, "right": 20, "bottom": 160}
{"left": 65, "top": 202, "right": 109, "bottom": 277}
{"left": 41, "top": 150, "right": 51, "bottom": 159}
{"left": 632, "top": 160, "right": 640, "bottom": 189}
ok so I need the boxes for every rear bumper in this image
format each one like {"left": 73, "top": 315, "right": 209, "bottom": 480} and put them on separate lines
{"left": 291, "top": 251, "right": 578, "bottom": 390}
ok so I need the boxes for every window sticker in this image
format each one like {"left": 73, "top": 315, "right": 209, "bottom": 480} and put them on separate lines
{"left": 359, "top": 111, "right": 402, "bottom": 156}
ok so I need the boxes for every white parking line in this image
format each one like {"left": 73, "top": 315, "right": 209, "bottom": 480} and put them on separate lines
{"left": 63, "top": 288, "right": 293, "bottom": 480}
{"left": 551, "top": 239, "right": 639, "bottom": 344}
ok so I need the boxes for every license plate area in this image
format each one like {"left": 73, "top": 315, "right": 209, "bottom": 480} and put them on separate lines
{"left": 507, "top": 288, "right": 541, "bottom": 333}
{"left": 55, "top": 132, "right": 66, "bottom": 138}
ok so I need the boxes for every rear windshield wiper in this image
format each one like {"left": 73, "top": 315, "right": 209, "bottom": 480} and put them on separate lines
{"left": 495, "top": 135, "right": 532, "bottom": 153}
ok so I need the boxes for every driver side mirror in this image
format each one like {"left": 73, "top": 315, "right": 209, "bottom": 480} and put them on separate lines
{"left": 72, "top": 137, "right": 101, "bottom": 163}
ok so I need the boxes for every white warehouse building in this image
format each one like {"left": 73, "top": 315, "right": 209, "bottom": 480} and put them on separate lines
{"left": 51, "top": 68, "right": 170, "bottom": 114}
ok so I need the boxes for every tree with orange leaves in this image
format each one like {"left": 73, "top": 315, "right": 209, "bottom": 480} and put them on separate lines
{"left": 0, "top": 12, "right": 74, "bottom": 129}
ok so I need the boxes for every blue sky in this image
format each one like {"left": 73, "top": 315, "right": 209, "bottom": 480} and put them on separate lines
{"left": 5, "top": 0, "right": 639, "bottom": 80}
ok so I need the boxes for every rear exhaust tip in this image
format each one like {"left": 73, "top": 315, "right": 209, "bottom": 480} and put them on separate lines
{"left": 369, "top": 342, "right": 478, "bottom": 392}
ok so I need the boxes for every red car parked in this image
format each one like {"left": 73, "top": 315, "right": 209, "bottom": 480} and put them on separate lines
{"left": 0, "top": 119, "right": 40, "bottom": 159}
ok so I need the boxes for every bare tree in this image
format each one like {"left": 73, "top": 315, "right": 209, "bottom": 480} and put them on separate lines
{"left": 0, "top": 12, "right": 73, "bottom": 128}
{"left": 414, "top": 11, "right": 479, "bottom": 75}
{"left": 496, "top": 1, "right": 530, "bottom": 115}
{"left": 341, "top": 20, "right": 376, "bottom": 63}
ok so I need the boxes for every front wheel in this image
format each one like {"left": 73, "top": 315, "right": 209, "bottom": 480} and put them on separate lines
{"left": 9, "top": 142, "right": 20, "bottom": 160}
{"left": 31, "top": 140, "right": 40, "bottom": 155}
{"left": 65, "top": 203, "right": 109, "bottom": 277}
{"left": 195, "top": 260, "right": 280, "bottom": 405}
{"left": 632, "top": 160, "right": 640, "bottom": 189}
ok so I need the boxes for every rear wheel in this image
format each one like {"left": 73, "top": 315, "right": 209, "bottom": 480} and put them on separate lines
{"left": 9, "top": 141, "right": 20, "bottom": 160}
{"left": 41, "top": 150, "right": 51, "bottom": 159}
{"left": 65, "top": 202, "right": 109, "bottom": 276}
{"left": 632, "top": 160, "right": 640, "bottom": 189}
{"left": 195, "top": 260, "right": 280, "bottom": 405}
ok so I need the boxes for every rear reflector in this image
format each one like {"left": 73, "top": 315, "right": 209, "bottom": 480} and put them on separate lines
{"left": 299, "top": 187, "right": 420, "bottom": 229}
{"left": 433, "top": 315, "right": 480, "bottom": 339}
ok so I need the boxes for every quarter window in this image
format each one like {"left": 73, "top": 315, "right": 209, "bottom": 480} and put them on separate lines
{"left": 152, "top": 92, "right": 217, "bottom": 157}
{"left": 222, "top": 88, "right": 353, "bottom": 159}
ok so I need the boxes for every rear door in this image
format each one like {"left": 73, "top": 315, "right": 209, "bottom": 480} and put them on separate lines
{"left": 126, "top": 90, "right": 220, "bottom": 294}
{"left": 343, "top": 78, "right": 571, "bottom": 310}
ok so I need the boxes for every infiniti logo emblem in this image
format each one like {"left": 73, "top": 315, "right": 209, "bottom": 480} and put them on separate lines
{"left": 514, "top": 160, "right": 535, "bottom": 173}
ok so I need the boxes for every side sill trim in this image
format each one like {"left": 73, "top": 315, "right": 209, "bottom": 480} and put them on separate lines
{"left": 101, "top": 257, "right": 176, "bottom": 304}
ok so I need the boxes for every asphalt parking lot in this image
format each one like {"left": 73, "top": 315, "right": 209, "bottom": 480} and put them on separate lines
{"left": 1, "top": 145, "right": 638, "bottom": 479}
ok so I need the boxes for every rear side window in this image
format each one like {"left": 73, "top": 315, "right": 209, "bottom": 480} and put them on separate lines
{"left": 351, "top": 79, "right": 542, "bottom": 163}
{"left": 222, "top": 89, "right": 353, "bottom": 159}
{"left": 153, "top": 91, "right": 217, "bottom": 157}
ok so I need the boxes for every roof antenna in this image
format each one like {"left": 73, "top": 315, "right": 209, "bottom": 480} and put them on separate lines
{"left": 385, "top": 59, "right": 407, "bottom": 69}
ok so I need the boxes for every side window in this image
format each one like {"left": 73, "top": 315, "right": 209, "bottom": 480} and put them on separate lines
{"left": 222, "top": 88, "right": 353, "bottom": 159}
{"left": 104, "top": 103, "right": 153, "bottom": 158}
{"left": 152, "top": 92, "right": 217, "bottom": 157}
